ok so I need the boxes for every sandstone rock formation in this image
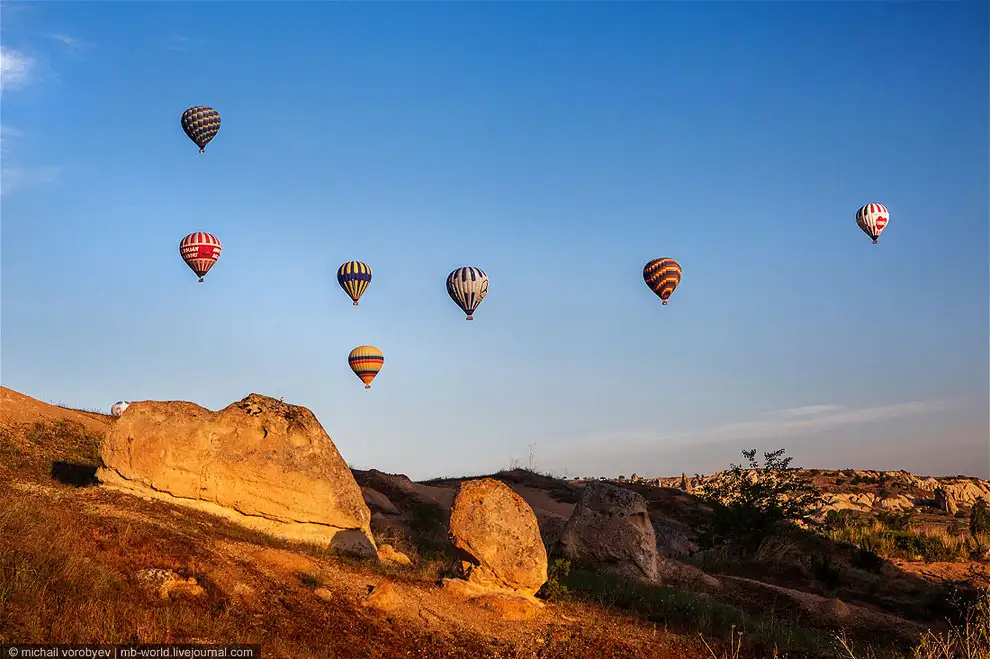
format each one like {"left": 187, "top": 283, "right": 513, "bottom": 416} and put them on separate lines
{"left": 560, "top": 482, "right": 718, "bottom": 590}
{"left": 377, "top": 543, "right": 413, "bottom": 567}
{"left": 362, "top": 486, "right": 400, "bottom": 515}
{"left": 648, "top": 468, "right": 990, "bottom": 517}
{"left": 560, "top": 482, "right": 660, "bottom": 583}
{"left": 934, "top": 487, "right": 958, "bottom": 514}
{"left": 360, "top": 581, "right": 401, "bottom": 613}
{"left": 446, "top": 478, "right": 548, "bottom": 597}
{"left": 96, "top": 394, "right": 376, "bottom": 556}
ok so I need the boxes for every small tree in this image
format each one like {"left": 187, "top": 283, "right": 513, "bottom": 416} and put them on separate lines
{"left": 971, "top": 497, "right": 990, "bottom": 536}
{"left": 697, "top": 448, "right": 825, "bottom": 551}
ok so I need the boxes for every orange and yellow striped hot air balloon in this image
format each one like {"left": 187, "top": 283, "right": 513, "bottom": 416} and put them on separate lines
{"left": 643, "top": 257, "right": 682, "bottom": 305}
{"left": 348, "top": 345, "right": 384, "bottom": 389}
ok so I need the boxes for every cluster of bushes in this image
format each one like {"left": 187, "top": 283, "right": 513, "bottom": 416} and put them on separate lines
{"left": 823, "top": 507, "right": 986, "bottom": 563}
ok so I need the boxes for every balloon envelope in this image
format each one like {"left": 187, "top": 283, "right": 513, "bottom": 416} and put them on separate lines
{"left": 643, "top": 257, "right": 682, "bottom": 305}
{"left": 181, "top": 106, "right": 221, "bottom": 152}
{"left": 179, "top": 232, "right": 222, "bottom": 282}
{"left": 446, "top": 266, "right": 489, "bottom": 320}
{"left": 110, "top": 401, "right": 129, "bottom": 417}
{"left": 856, "top": 203, "right": 889, "bottom": 244}
{"left": 348, "top": 345, "right": 384, "bottom": 389}
{"left": 337, "top": 261, "right": 372, "bottom": 305}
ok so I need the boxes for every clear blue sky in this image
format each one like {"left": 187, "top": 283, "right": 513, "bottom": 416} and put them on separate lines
{"left": 2, "top": 1, "right": 987, "bottom": 481}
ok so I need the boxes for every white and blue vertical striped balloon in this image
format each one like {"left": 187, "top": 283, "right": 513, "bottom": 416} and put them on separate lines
{"left": 446, "top": 266, "right": 489, "bottom": 321}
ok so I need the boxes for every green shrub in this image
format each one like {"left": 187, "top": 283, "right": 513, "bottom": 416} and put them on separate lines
{"left": 972, "top": 498, "right": 990, "bottom": 536}
{"left": 808, "top": 553, "right": 843, "bottom": 590}
{"left": 696, "top": 449, "right": 825, "bottom": 552}
{"left": 876, "top": 510, "right": 912, "bottom": 531}
{"left": 537, "top": 558, "right": 571, "bottom": 601}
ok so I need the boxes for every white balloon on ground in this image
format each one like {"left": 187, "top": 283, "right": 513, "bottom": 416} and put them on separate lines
{"left": 110, "top": 401, "right": 129, "bottom": 417}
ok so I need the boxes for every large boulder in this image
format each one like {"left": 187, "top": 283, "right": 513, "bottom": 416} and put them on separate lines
{"left": 447, "top": 478, "right": 548, "bottom": 597}
{"left": 560, "top": 482, "right": 659, "bottom": 583}
{"left": 96, "top": 394, "right": 376, "bottom": 556}
{"left": 561, "top": 482, "right": 718, "bottom": 590}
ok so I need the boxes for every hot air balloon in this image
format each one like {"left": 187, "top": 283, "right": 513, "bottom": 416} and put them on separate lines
{"left": 856, "top": 203, "right": 889, "bottom": 244}
{"left": 110, "top": 401, "right": 129, "bottom": 417}
{"left": 643, "top": 257, "right": 682, "bottom": 305}
{"left": 348, "top": 345, "right": 384, "bottom": 389}
{"left": 337, "top": 261, "right": 372, "bottom": 306}
{"left": 181, "top": 106, "right": 221, "bottom": 153}
{"left": 446, "top": 266, "right": 488, "bottom": 320}
{"left": 179, "top": 232, "right": 222, "bottom": 282}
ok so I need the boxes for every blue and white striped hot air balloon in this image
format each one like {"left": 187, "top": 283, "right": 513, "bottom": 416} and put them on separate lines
{"left": 446, "top": 266, "right": 489, "bottom": 321}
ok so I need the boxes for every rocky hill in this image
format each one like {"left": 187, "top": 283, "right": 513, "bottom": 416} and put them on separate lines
{"left": 1, "top": 385, "right": 988, "bottom": 659}
{"left": 627, "top": 467, "right": 990, "bottom": 519}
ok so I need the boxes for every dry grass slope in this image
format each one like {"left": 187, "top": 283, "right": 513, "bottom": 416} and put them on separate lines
{"left": 2, "top": 385, "right": 989, "bottom": 658}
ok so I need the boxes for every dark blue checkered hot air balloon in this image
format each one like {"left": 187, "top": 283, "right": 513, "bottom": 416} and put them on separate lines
{"left": 181, "top": 106, "right": 221, "bottom": 153}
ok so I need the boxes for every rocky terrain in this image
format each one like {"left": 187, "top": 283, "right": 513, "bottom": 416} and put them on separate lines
{"left": 1, "top": 385, "right": 988, "bottom": 658}
{"left": 643, "top": 469, "right": 990, "bottom": 518}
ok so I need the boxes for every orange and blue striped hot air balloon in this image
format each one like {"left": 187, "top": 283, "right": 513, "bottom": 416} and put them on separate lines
{"left": 348, "top": 345, "right": 384, "bottom": 389}
{"left": 643, "top": 257, "right": 682, "bottom": 305}
{"left": 337, "top": 261, "right": 372, "bottom": 306}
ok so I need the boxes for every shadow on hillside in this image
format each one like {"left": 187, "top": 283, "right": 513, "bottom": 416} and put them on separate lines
{"left": 371, "top": 467, "right": 986, "bottom": 645}
{"left": 50, "top": 461, "right": 98, "bottom": 487}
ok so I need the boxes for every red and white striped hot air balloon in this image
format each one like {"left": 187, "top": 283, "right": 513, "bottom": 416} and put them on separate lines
{"left": 179, "top": 232, "right": 222, "bottom": 282}
{"left": 856, "top": 203, "right": 889, "bottom": 244}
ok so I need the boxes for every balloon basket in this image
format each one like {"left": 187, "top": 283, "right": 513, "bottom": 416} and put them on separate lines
{"left": 872, "top": 239, "right": 878, "bottom": 244}
{"left": 662, "top": 300, "right": 668, "bottom": 305}
{"left": 466, "top": 315, "right": 473, "bottom": 321}
{"left": 364, "top": 384, "right": 371, "bottom": 389}
{"left": 198, "top": 278, "right": 204, "bottom": 283}
{"left": 353, "top": 301, "right": 359, "bottom": 306}
{"left": 199, "top": 148, "right": 205, "bottom": 153}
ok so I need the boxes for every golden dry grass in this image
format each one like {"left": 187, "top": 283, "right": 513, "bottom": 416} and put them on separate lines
{"left": 827, "top": 515, "right": 983, "bottom": 563}
{"left": 2, "top": 389, "right": 987, "bottom": 659}
{"left": 836, "top": 587, "right": 990, "bottom": 659}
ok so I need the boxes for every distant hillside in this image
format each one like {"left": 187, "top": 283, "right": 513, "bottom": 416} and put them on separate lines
{"left": 627, "top": 468, "right": 990, "bottom": 517}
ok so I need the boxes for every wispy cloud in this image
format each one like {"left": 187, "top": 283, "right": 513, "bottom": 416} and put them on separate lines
{"left": 699, "top": 400, "right": 951, "bottom": 442}
{"left": 46, "top": 34, "right": 78, "bottom": 47}
{"left": 0, "top": 46, "right": 35, "bottom": 90}
{"left": 762, "top": 404, "right": 844, "bottom": 419}
{"left": 1, "top": 124, "right": 23, "bottom": 142}
{"left": 567, "top": 399, "right": 953, "bottom": 454}
{"left": 1, "top": 43, "right": 63, "bottom": 196}
{"left": 1, "top": 124, "right": 21, "bottom": 159}
{"left": 1, "top": 165, "right": 62, "bottom": 196}
{"left": 165, "top": 34, "right": 192, "bottom": 52}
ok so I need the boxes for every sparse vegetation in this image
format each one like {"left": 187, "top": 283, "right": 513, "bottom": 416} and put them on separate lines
{"left": 537, "top": 558, "right": 571, "bottom": 602}
{"left": 851, "top": 474, "right": 890, "bottom": 486}
{"left": 838, "top": 587, "right": 990, "bottom": 658}
{"left": 561, "top": 567, "right": 854, "bottom": 658}
{"left": 825, "top": 513, "right": 974, "bottom": 563}
{"left": 696, "top": 449, "right": 825, "bottom": 552}
{"left": 5, "top": 389, "right": 990, "bottom": 658}
{"left": 877, "top": 511, "right": 914, "bottom": 531}
{"left": 0, "top": 420, "right": 104, "bottom": 482}
{"left": 973, "top": 499, "right": 990, "bottom": 536}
